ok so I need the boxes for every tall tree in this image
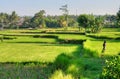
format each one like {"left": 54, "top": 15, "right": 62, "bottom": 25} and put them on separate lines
{"left": 20, "top": 16, "right": 31, "bottom": 28}
{"left": 77, "top": 14, "right": 91, "bottom": 32}
{"left": 58, "top": 16, "right": 65, "bottom": 27}
{"left": 116, "top": 8, "right": 120, "bottom": 27}
{"left": 91, "top": 16, "right": 104, "bottom": 33}
{"left": 60, "top": 4, "right": 69, "bottom": 30}
{"left": 9, "top": 11, "right": 19, "bottom": 29}
{"left": 103, "top": 14, "right": 116, "bottom": 27}
{"left": 77, "top": 14, "right": 104, "bottom": 33}
{"left": 0, "top": 13, "right": 9, "bottom": 30}
{"left": 31, "top": 10, "right": 46, "bottom": 28}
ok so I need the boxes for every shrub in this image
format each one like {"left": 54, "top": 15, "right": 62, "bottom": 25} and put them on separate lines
{"left": 100, "top": 56, "right": 120, "bottom": 79}
{"left": 47, "top": 32, "right": 85, "bottom": 35}
{"left": 66, "top": 64, "right": 81, "bottom": 78}
{"left": 115, "top": 37, "right": 120, "bottom": 40}
{"left": 4, "top": 36, "right": 16, "bottom": 40}
{"left": 33, "top": 35, "right": 41, "bottom": 38}
{"left": 86, "top": 35, "right": 113, "bottom": 40}
{"left": 1, "top": 36, "right": 17, "bottom": 40}
{"left": 40, "top": 35, "right": 58, "bottom": 39}
{"left": 33, "top": 35, "right": 58, "bottom": 39}
{"left": 50, "top": 70, "right": 74, "bottom": 79}
{"left": 54, "top": 54, "right": 70, "bottom": 70}
{"left": 59, "top": 39, "right": 85, "bottom": 44}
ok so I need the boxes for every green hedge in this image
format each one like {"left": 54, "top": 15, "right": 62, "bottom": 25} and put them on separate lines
{"left": 47, "top": 32, "right": 85, "bottom": 35}
{"left": 58, "top": 39, "right": 85, "bottom": 44}
{"left": 86, "top": 35, "right": 113, "bottom": 39}
{"left": 0, "top": 36, "right": 16, "bottom": 40}
{"left": 33, "top": 35, "right": 58, "bottom": 39}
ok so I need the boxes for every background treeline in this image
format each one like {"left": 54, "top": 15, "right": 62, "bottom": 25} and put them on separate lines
{"left": 0, "top": 9, "right": 120, "bottom": 30}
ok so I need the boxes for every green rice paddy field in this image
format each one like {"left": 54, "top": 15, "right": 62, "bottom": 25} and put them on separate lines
{"left": 0, "top": 28, "right": 120, "bottom": 79}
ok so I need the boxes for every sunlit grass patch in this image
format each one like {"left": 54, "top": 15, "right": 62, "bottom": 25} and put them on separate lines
{"left": 3, "top": 36, "right": 57, "bottom": 43}
{"left": 84, "top": 40, "right": 120, "bottom": 56}
{"left": 0, "top": 43, "right": 79, "bottom": 62}
{"left": 50, "top": 70, "right": 74, "bottom": 79}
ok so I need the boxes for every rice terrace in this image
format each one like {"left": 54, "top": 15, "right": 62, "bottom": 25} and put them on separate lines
{"left": 0, "top": 0, "right": 120, "bottom": 79}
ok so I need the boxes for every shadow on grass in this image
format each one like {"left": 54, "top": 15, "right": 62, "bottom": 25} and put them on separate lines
{"left": 50, "top": 45, "right": 107, "bottom": 79}
{"left": 7, "top": 41, "right": 57, "bottom": 44}
{"left": 0, "top": 44, "right": 107, "bottom": 79}
{"left": 86, "top": 35, "right": 113, "bottom": 40}
{"left": 87, "top": 34, "right": 120, "bottom": 41}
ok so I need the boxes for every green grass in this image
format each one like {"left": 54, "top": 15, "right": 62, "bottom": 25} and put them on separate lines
{"left": 3, "top": 36, "right": 57, "bottom": 43}
{"left": 87, "top": 32, "right": 120, "bottom": 39}
{"left": 102, "top": 28, "right": 120, "bottom": 32}
{"left": 84, "top": 40, "right": 120, "bottom": 56}
{"left": 58, "top": 34, "right": 89, "bottom": 40}
{"left": 0, "top": 28, "right": 120, "bottom": 79}
{"left": 0, "top": 43, "right": 79, "bottom": 62}
{"left": 0, "top": 29, "right": 42, "bottom": 33}
{"left": 69, "top": 57, "right": 104, "bottom": 79}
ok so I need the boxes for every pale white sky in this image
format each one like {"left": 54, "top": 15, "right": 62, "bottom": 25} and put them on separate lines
{"left": 0, "top": 0, "right": 120, "bottom": 16}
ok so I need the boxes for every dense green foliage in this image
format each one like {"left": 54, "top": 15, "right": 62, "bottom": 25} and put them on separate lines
{"left": 30, "top": 10, "right": 46, "bottom": 28}
{"left": 0, "top": 11, "right": 19, "bottom": 29}
{"left": 100, "top": 56, "right": 120, "bottom": 79}
{"left": 77, "top": 14, "right": 104, "bottom": 33}
{"left": 0, "top": 8, "right": 119, "bottom": 31}
{"left": 116, "top": 8, "right": 120, "bottom": 27}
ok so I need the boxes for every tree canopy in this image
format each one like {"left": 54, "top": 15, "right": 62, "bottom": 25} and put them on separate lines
{"left": 31, "top": 10, "right": 46, "bottom": 28}
{"left": 77, "top": 14, "right": 104, "bottom": 33}
{"left": 116, "top": 8, "right": 120, "bottom": 27}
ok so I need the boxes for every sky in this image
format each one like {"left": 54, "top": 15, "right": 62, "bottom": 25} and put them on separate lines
{"left": 0, "top": 0, "right": 120, "bottom": 16}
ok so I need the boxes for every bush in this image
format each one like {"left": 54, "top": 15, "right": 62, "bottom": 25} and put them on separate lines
{"left": 0, "top": 36, "right": 17, "bottom": 40}
{"left": 50, "top": 70, "right": 74, "bottom": 79}
{"left": 33, "top": 35, "right": 58, "bottom": 39}
{"left": 59, "top": 39, "right": 85, "bottom": 44}
{"left": 86, "top": 35, "right": 113, "bottom": 40}
{"left": 4, "top": 36, "right": 16, "bottom": 40}
{"left": 100, "top": 56, "right": 120, "bottom": 79}
{"left": 54, "top": 54, "right": 70, "bottom": 70}
{"left": 40, "top": 35, "right": 58, "bottom": 39}
{"left": 47, "top": 32, "right": 85, "bottom": 35}
{"left": 115, "top": 37, "right": 120, "bottom": 40}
